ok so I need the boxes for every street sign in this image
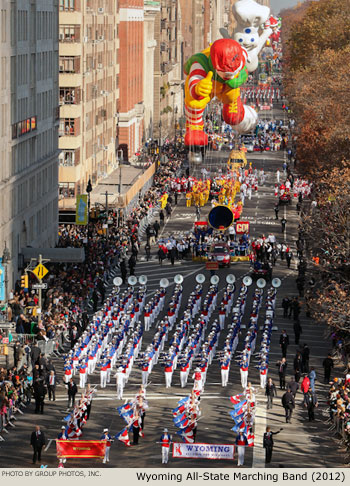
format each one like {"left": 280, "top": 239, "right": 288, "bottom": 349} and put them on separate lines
{"left": 206, "top": 262, "right": 219, "bottom": 270}
{"left": 32, "top": 283, "right": 48, "bottom": 290}
{"left": 33, "top": 263, "right": 49, "bottom": 280}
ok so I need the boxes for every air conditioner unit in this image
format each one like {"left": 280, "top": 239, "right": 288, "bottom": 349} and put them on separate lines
{"left": 98, "top": 35, "right": 104, "bottom": 41}
{"left": 98, "top": 63, "right": 103, "bottom": 69}
{"left": 59, "top": 33, "right": 64, "bottom": 40}
{"left": 103, "top": 146, "right": 109, "bottom": 151}
{"left": 98, "top": 7, "right": 104, "bottom": 13}
{"left": 83, "top": 36, "right": 89, "bottom": 43}
{"left": 100, "top": 90, "right": 107, "bottom": 95}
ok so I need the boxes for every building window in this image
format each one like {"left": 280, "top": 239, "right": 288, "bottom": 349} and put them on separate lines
{"left": 59, "top": 182, "right": 75, "bottom": 198}
{"left": 59, "top": 118, "right": 77, "bottom": 136}
{"left": 59, "top": 56, "right": 80, "bottom": 73}
{"left": 59, "top": 87, "right": 80, "bottom": 105}
{"left": 12, "top": 116, "right": 37, "bottom": 139}
{"left": 59, "top": 0, "right": 76, "bottom": 11}
{"left": 59, "top": 150, "right": 77, "bottom": 166}
{"left": 59, "top": 25, "right": 80, "bottom": 42}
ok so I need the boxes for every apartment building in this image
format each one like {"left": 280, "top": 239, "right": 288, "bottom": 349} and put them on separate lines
{"left": 143, "top": 1, "right": 160, "bottom": 141}
{"left": 153, "top": 0, "right": 182, "bottom": 141}
{"left": 58, "top": 0, "right": 119, "bottom": 208}
{"left": 0, "top": 0, "right": 59, "bottom": 290}
{"left": 117, "top": 0, "right": 144, "bottom": 161}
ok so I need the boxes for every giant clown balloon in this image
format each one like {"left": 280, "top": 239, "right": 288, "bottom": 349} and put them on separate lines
{"left": 183, "top": 0, "right": 273, "bottom": 147}
{"left": 183, "top": 38, "right": 257, "bottom": 147}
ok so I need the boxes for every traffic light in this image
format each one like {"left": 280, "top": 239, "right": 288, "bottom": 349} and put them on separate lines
{"left": 21, "top": 274, "right": 28, "bottom": 288}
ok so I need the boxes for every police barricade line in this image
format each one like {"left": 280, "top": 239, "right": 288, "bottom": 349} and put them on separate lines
{"left": 333, "top": 416, "right": 348, "bottom": 442}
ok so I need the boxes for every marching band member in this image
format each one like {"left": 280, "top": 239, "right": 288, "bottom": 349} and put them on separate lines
{"left": 160, "top": 428, "right": 172, "bottom": 464}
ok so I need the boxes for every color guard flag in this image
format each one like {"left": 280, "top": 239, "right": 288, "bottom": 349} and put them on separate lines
{"left": 230, "top": 394, "right": 244, "bottom": 404}
{"left": 66, "top": 425, "right": 83, "bottom": 439}
{"left": 230, "top": 411, "right": 245, "bottom": 423}
{"left": 176, "top": 427, "right": 194, "bottom": 443}
{"left": 247, "top": 429, "right": 255, "bottom": 447}
{"left": 117, "top": 403, "right": 133, "bottom": 415}
{"left": 177, "top": 396, "right": 190, "bottom": 406}
{"left": 232, "top": 422, "right": 247, "bottom": 434}
{"left": 172, "top": 404, "right": 186, "bottom": 416}
{"left": 120, "top": 409, "right": 134, "bottom": 425}
{"left": 177, "top": 417, "right": 191, "bottom": 429}
{"left": 173, "top": 413, "right": 187, "bottom": 425}
{"left": 232, "top": 399, "right": 247, "bottom": 412}
{"left": 115, "top": 427, "right": 131, "bottom": 447}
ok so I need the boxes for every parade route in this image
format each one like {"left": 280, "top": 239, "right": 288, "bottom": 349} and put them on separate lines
{"left": 0, "top": 130, "right": 344, "bottom": 469}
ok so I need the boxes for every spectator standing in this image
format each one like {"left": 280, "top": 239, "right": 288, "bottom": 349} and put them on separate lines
{"left": 31, "top": 342, "right": 41, "bottom": 368}
{"left": 293, "top": 352, "right": 303, "bottom": 382}
{"left": 286, "top": 250, "right": 293, "bottom": 268}
{"left": 303, "top": 390, "right": 318, "bottom": 422}
{"left": 281, "top": 297, "right": 290, "bottom": 318}
{"left": 276, "top": 357, "right": 287, "bottom": 390}
{"left": 293, "top": 319, "right": 302, "bottom": 345}
{"left": 263, "top": 426, "right": 283, "bottom": 464}
{"left": 46, "top": 370, "right": 57, "bottom": 401}
{"left": 13, "top": 341, "right": 22, "bottom": 368}
{"left": 279, "top": 330, "right": 289, "bottom": 358}
{"left": 301, "top": 344, "right": 310, "bottom": 373}
{"left": 33, "top": 378, "right": 46, "bottom": 414}
{"left": 153, "top": 220, "right": 160, "bottom": 238}
{"left": 309, "top": 367, "right": 317, "bottom": 392}
{"left": 281, "top": 217, "right": 287, "bottom": 233}
{"left": 322, "top": 354, "right": 334, "bottom": 384}
{"left": 30, "top": 425, "right": 46, "bottom": 464}
{"left": 281, "top": 388, "right": 295, "bottom": 423}
{"left": 159, "top": 210, "right": 165, "bottom": 226}
{"left": 301, "top": 374, "right": 310, "bottom": 399}
{"left": 287, "top": 376, "right": 299, "bottom": 398}
{"left": 67, "top": 378, "right": 78, "bottom": 408}
{"left": 265, "top": 377, "right": 277, "bottom": 409}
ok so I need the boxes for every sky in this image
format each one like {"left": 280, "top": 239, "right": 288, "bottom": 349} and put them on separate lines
{"left": 270, "top": 0, "right": 300, "bottom": 15}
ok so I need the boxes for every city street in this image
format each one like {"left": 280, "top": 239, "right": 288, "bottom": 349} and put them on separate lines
{"left": 0, "top": 125, "right": 344, "bottom": 468}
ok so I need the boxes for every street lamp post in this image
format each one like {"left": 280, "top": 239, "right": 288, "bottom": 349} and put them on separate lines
{"left": 2, "top": 242, "right": 11, "bottom": 304}
{"left": 174, "top": 106, "right": 178, "bottom": 141}
{"left": 86, "top": 178, "right": 92, "bottom": 262}
{"left": 158, "top": 120, "right": 162, "bottom": 163}
{"left": 2, "top": 242, "right": 11, "bottom": 368}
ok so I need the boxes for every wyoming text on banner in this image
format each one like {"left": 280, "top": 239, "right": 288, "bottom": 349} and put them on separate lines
{"left": 172, "top": 443, "right": 234, "bottom": 460}
{"left": 56, "top": 440, "right": 106, "bottom": 459}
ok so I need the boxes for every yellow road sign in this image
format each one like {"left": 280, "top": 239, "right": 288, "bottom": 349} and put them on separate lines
{"left": 33, "top": 263, "right": 49, "bottom": 280}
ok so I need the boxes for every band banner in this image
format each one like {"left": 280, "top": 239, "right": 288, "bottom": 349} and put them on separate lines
{"left": 172, "top": 443, "right": 234, "bottom": 460}
{"left": 75, "top": 195, "right": 88, "bottom": 225}
{"left": 56, "top": 440, "right": 106, "bottom": 459}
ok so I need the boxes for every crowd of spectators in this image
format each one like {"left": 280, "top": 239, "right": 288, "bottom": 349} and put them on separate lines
{"left": 0, "top": 364, "right": 31, "bottom": 435}
{"left": 328, "top": 369, "right": 350, "bottom": 449}
{"left": 1, "top": 143, "right": 185, "bottom": 368}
